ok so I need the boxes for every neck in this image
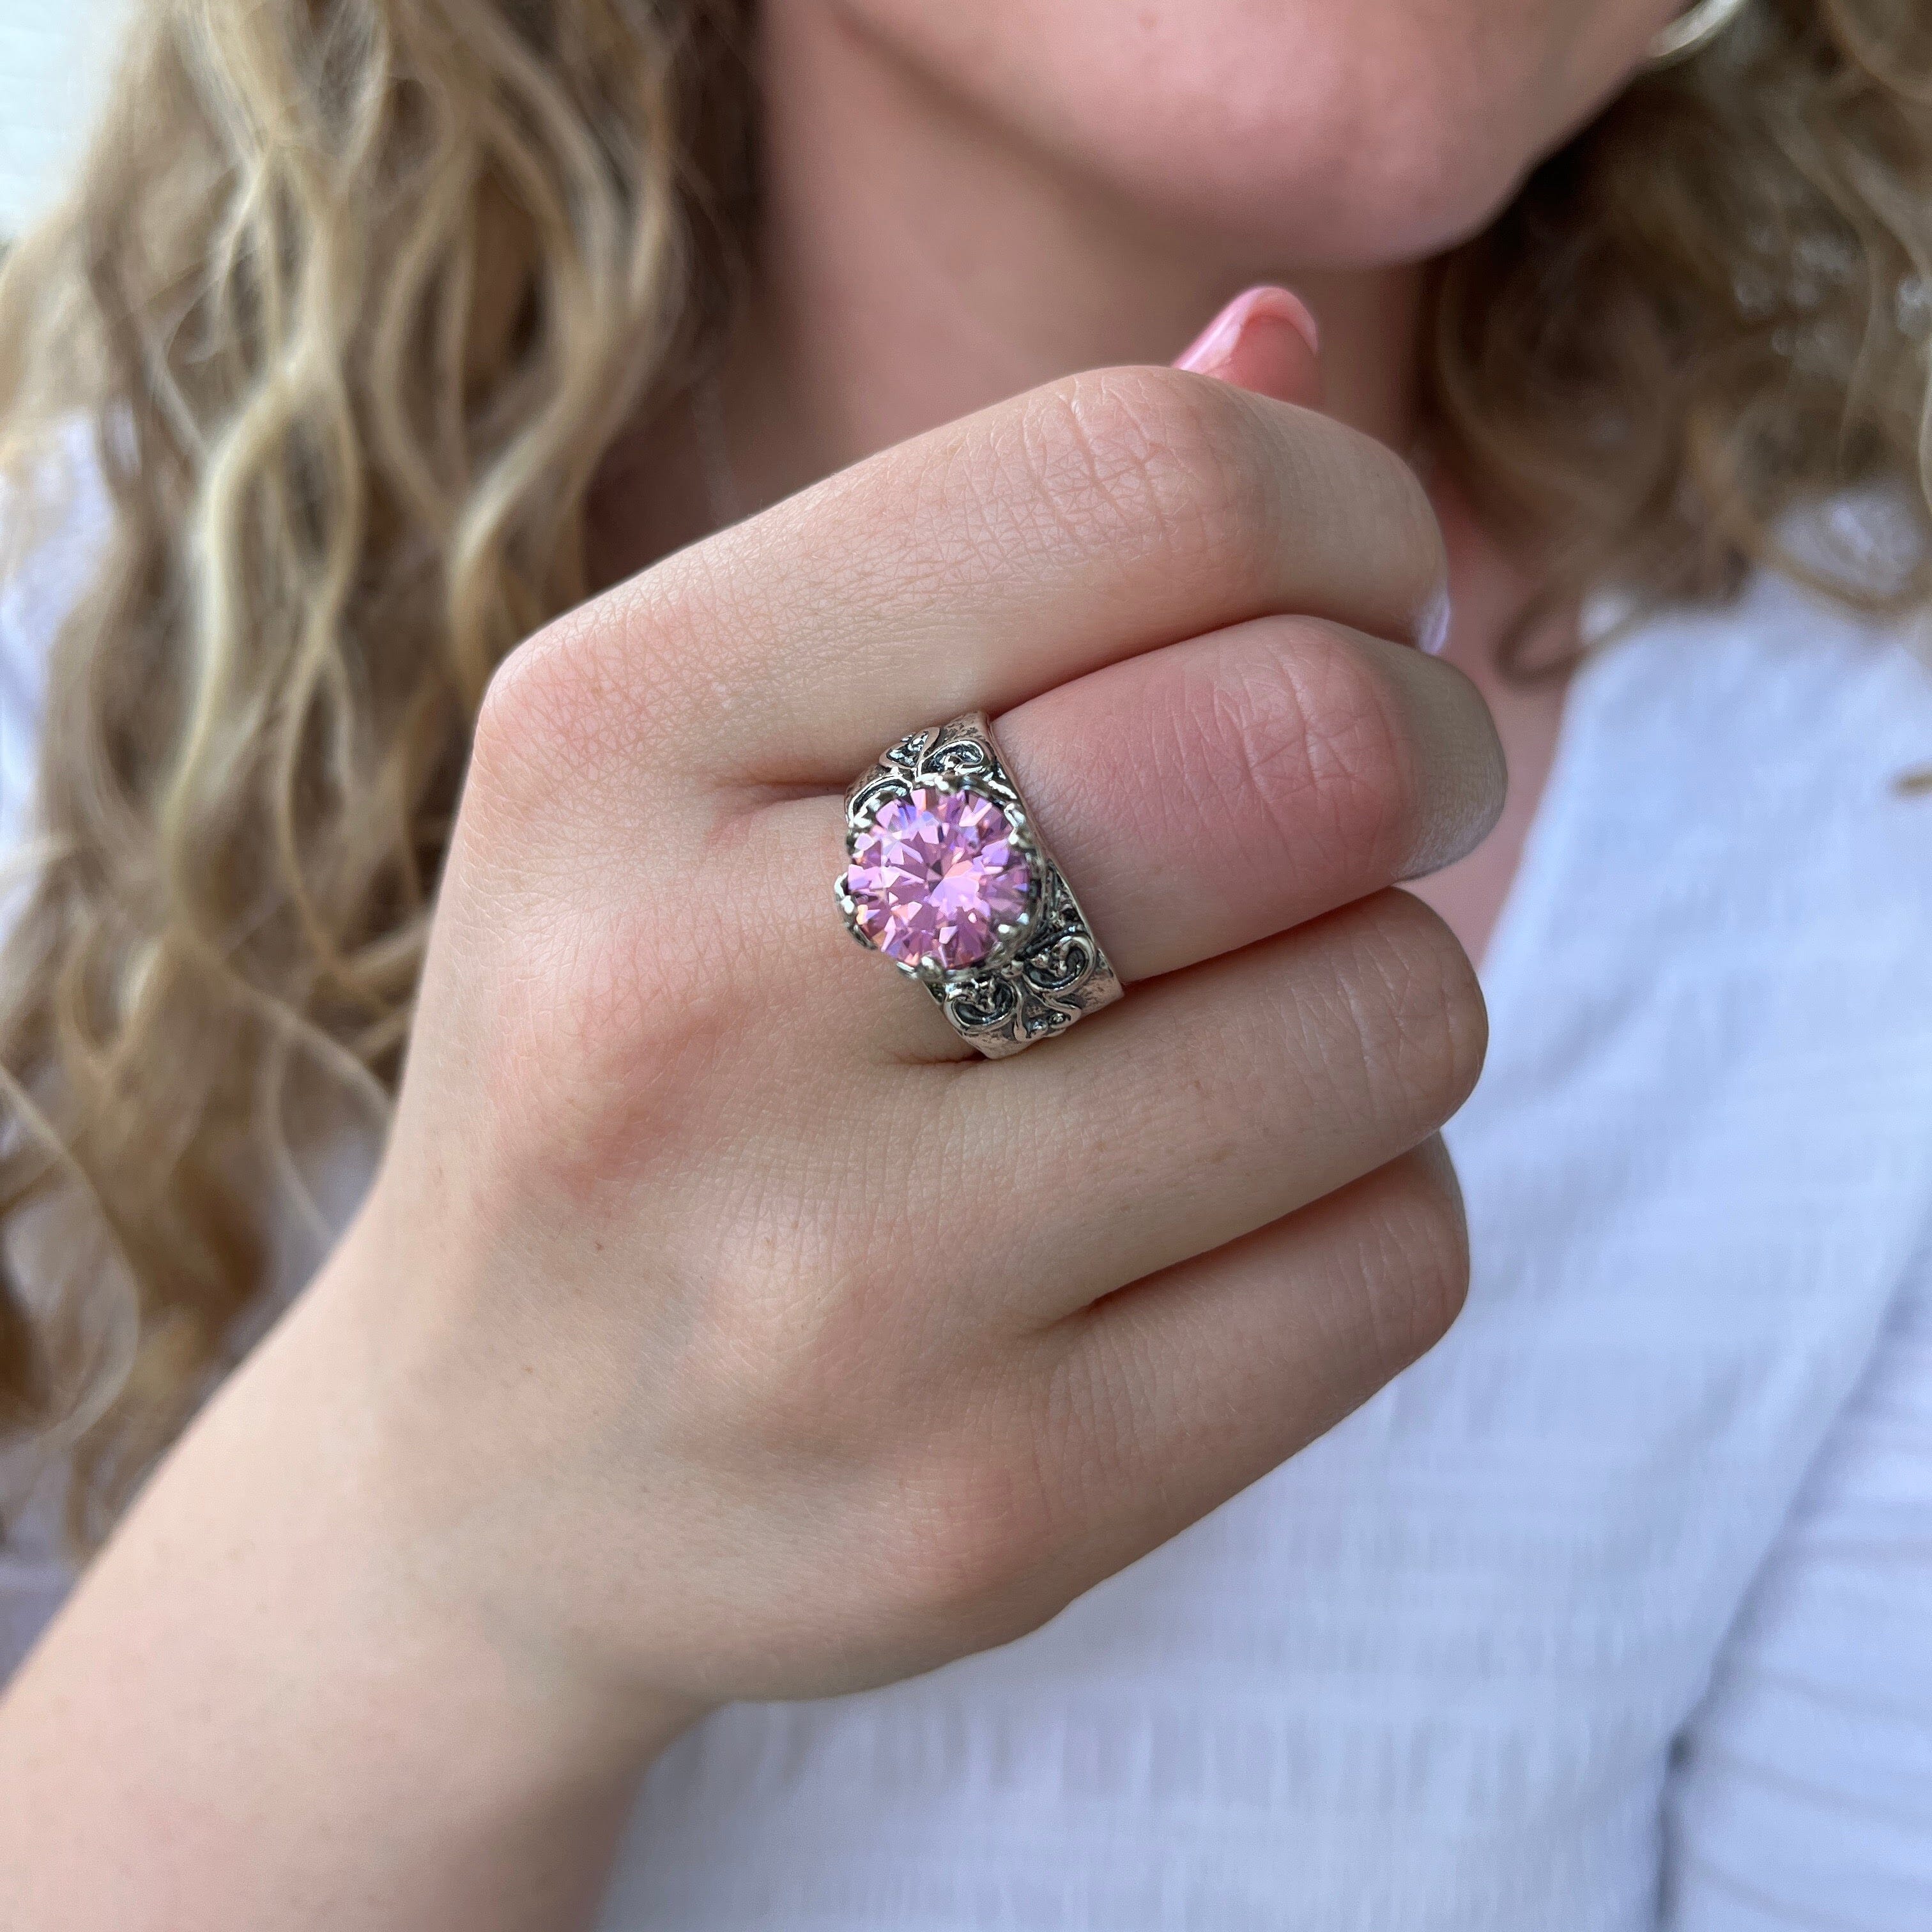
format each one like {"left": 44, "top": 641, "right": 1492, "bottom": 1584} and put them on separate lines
{"left": 586, "top": 7, "right": 1571, "bottom": 970}
{"left": 601, "top": 6, "right": 1430, "bottom": 569}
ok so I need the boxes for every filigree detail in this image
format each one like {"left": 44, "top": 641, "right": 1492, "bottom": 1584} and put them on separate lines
{"left": 848, "top": 719, "right": 1017, "bottom": 834}
{"left": 940, "top": 872, "right": 1107, "bottom": 1052}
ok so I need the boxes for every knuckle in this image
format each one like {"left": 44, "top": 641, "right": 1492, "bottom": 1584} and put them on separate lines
{"left": 564, "top": 916, "right": 735, "bottom": 1078}
{"left": 471, "top": 623, "right": 581, "bottom": 806}
{"left": 691, "top": 1193, "right": 947, "bottom": 1463}
{"left": 1346, "top": 893, "right": 1489, "bottom": 1130}
{"left": 1347, "top": 440, "right": 1448, "bottom": 620}
{"left": 881, "top": 1438, "right": 1062, "bottom": 1645}
{"left": 734, "top": 1271, "right": 901, "bottom": 1460}
{"left": 1018, "top": 366, "right": 1273, "bottom": 591}
{"left": 492, "top": 949, "right": 735, "bottom": 1208}
{"left": 1395, "top": 663, "right": 1509, "bottom": 880}
{"left": 1358, "top": 1141, "right": 1472, "bottom": 1368}
{"left": 1175, "top": 620, "right": 1416, "bottom": 880}
{"left": 469, "top": 581, "right": 697, "bottom": 806}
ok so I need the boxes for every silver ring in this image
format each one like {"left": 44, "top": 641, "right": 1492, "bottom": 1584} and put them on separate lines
{"left": 836, "top": 712, "right": 1124, "bottom": 1057}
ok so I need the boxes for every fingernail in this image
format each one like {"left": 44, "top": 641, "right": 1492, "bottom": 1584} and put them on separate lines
{"left": 1174, "top": 285, "right": 1321, "bottom": 376}
{"left": 1419, "top": 585, "right": 1453, "bottom": 657}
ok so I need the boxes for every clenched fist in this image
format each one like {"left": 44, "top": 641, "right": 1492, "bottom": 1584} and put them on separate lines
{"left": 334, "top": 356, "right": 1501, "bottom": 1717}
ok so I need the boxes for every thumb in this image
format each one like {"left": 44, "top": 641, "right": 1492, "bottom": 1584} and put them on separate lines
{"left": 1173, "top": 284, "right": 1324, "bottom": 410}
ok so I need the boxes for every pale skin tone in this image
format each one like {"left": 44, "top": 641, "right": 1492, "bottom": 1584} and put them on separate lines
{"left": 0, "top": 2, "right": 1673, "bottom": 1926}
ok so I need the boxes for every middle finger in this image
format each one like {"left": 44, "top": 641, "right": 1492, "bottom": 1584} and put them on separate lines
{"left": 559, "top": 367, "right": 1448, "bottom": 783}
{"left": 914, "top": 888, "right": 1486, "bottom": 1324}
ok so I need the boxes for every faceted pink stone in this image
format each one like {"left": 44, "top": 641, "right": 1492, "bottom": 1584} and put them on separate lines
{"left": 845, "top": 786, "right": 1032, "bottom": 970}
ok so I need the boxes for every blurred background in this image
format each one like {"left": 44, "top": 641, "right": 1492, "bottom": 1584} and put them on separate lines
{"left": 0, "top": 4, "right": 121, "bottom": 241}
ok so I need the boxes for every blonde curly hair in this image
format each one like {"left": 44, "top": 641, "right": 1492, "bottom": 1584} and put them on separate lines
{"left": 0, "top": 0, "right": 1926, "bottom": 1546}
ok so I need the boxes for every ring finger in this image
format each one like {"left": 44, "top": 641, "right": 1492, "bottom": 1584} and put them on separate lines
{"left": 751, "top": 610, "right": 1501, "bottom": 1058}
{"left": 995, "top": 613, "right": 1503, "bottom": 983}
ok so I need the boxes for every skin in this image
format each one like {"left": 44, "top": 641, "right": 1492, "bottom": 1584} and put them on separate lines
{"left": 0, "top": 2, "right": 1682, "bottom": 1926}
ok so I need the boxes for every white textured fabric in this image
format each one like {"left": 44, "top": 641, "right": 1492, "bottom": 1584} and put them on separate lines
{"left": 0, "top": 2, "right": 125, "bottom": 240}
{"left": 2, "top": 555, "right": 1930, "bottom": 1926}
{"left": 600, "top": 576, "right": 1932, "bottom": 1929}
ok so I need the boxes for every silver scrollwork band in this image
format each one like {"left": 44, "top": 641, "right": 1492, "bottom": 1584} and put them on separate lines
{"left": 837, "top": 713, "right": 1124, "bottom": 1057}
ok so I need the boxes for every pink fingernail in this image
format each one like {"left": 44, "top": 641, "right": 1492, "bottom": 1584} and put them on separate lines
{"left": 1175, "top": 285, "right": 1321, "bottom": 374}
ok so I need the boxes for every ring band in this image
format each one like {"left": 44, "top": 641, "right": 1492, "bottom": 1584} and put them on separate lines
{"left": 836, "top": 712, "right": 1124, "bottom": 1057}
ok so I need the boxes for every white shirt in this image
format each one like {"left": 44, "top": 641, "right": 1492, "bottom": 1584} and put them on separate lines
{"left": 4, "top": 541, "right": 1931, "bottom": 1926}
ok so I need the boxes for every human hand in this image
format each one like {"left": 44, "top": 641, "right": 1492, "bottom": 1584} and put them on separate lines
{"left": 319, "top": 288, "right": 1502, "bottom": 1737}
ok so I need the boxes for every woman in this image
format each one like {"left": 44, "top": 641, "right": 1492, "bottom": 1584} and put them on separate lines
{"left": 0, "top": 0, "right": 1927, "bottom": 1924}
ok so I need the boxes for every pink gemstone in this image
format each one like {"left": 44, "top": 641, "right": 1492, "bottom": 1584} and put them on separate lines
{"left": 845, "top": 786, "right": 1033, "bottom": 970}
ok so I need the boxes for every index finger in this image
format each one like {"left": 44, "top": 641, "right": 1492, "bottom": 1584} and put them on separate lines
{"left": 556, "top": 365, "right": 1448, "bottom": 782}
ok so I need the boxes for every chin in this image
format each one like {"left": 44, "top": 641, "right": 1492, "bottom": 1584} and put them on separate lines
{"left": 820, "top": 0, "right": 1644, "bottom": 267}
{"left": 1065, "top": 104, "right": 1551, "bottom": 270}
